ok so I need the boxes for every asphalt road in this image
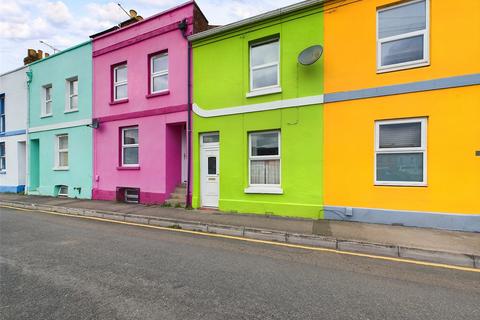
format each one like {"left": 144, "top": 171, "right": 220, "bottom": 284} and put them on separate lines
{"left": 1, "top": 207, "right": 479, "bottom": 320}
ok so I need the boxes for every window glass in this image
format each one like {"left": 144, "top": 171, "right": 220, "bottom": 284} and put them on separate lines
{"left": 379, "top": 122, "right": 421, "bottom": 148}
{"left": 70, "top": 95, "right": 78, "bottom": 109}
{"left": 115, "top": 84, "right": 127, "bottom": 100}
{"left": 45, "top": 87, "right": 51, "bottom": 100}
{"left": 251, "top": 132, "right": 279, "bottom": 156}
{"left": 123, "top": 128, "right": 138, "bottom": 145}
{"left": 152, "top": 54, "right": 168, "bottom": 73}
{"left": 115, "top": 65, "right": 127, "bottom": 82}
{"left": 0, "top": 96, "right": 5, "bottom": 133}
{"left": 376, "top": 153, "right": 423, "bottom": 182}
{"left": 203, "top": 134, "right": 219, "bottom": 143}
{"left": 0, "top": 142, "right": 5, "bottom": 171}
{"left": 251, "top": 41, "right": 279, "bottom": 67}
{"left": 378, "top": 1, "right": 426, "bottom": 39}
{"left": 381, "top": 35, "right": 424, "bottom": 66}
{"left": 70, "top": 80, "right": 78, "bottom": 95}
{"left": 59, "top": 151, "right": 68, "bottom": 167}
{"left": 123, "top": 147, "right": 139, "bottom": 164}
{"left": 250, "top": 159, "right": 280, "bottom": 184}
{"left": 58, "top": 135, "right": 68, "bottom": 149}
{"left": 252, "top": 66, "right": 278, "bottom": 90}
{"left": 153, "top": 75, "right": 168, "bottom": 92}
{"left": 208, "top": 157, "right": 216, "bottom": 175}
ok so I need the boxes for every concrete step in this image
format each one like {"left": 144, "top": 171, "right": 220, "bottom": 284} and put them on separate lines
{"left": 175, "top": 186, "right": 187, "bottom": 192}
{"left": 164, "top": 198, "right": 186, "bottom": 207}
{"left": 169, "top": 192, "right": 186, "bottom": 200}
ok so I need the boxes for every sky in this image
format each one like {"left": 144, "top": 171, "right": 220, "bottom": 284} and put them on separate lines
{"left": 0, "top": 0, "right": 300, "bottom": 74}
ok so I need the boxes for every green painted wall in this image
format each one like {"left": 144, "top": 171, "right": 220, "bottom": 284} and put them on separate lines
{"left": 28, "top": 41, "right": 93, "bottom": 198}
{"left": 28, "top": 126, "right": 92, "bottom": 198}
{"left": 192, "top": 6, "right": 324, "bottom": 218}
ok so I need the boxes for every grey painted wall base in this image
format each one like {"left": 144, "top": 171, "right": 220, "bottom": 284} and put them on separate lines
{"left": 324, "top": 206, "right": 480, "bottom": 233}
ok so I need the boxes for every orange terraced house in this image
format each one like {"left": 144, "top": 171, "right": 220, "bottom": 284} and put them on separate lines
{"left": 322, "top": 0, "right": 480, "bottom": 231}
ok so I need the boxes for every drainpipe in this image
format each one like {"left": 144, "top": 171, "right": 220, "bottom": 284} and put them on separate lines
{"left": 179, "top": 18, "right": 192, "bottom": 208}
{"left": 25, "top": 69, "right": 32, "bottom": 194}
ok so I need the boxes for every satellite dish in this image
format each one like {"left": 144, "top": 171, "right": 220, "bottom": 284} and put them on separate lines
{"left": 298, "top": 45, "right": 323, "bottom": 65}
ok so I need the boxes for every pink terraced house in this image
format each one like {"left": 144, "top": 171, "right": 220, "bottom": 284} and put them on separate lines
{"left": 91, "top": 2, "right": 208, "bottom": 204}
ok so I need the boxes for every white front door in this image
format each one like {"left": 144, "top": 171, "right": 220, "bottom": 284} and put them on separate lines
{"left": 200, "top": 134, "right": 219, "bottom": 208}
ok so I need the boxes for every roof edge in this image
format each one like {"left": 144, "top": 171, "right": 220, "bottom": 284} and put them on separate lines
{"left": 0, "top": 65, "right": 28, "bottom": 78}
{"left": 188, "top": 0, "right": 326, "bottom": 42}
{"left": 28, "top": 40, "right": 92, "bottom": 67}
{"left": 90, "top": 1, "right": 200, "bottom": 40}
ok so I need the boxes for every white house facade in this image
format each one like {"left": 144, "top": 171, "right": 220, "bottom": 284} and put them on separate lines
{"left": 0, "top": 66, "right": 28, "bottom": 193}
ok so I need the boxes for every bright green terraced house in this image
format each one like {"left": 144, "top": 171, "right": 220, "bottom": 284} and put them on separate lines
{"left": 27, "top": 41, "right": 93, "bottom": 199}
{"left": 188, "top": 1, "right": 325, "bottom": 218}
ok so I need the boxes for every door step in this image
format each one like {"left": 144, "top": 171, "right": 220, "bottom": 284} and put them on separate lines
{"left": 164, "top": 183, "right": 187, "bottom": 207}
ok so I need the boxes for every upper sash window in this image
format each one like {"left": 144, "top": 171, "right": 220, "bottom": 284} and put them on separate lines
{"left": 377, "top": 0, "right": 430, "bottom": 72}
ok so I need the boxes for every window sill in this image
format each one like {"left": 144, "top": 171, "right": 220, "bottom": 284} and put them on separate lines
{"left": 41, "top": 114, "right": 53, "bottom": 118}
{"left": 64, "top": 109, "right": 79, "bottom": 114}
{"left": 109, "top": 99, "right": 129, "bottom": 106}
{"left": 146, "top": 90, "right": 169, "bottom": 99}
{"left": 246, "top": 86, "right": 282, "bottom": 98}
{"left": 377, "top": 61, "right": 430, "bottom": 74}
{"left": 374, "top": 182, "right": 427, "bottom": 187}
{"left": 244, "top": 186, "right": 283, "bottom": 194}
{"left": 53, "top": 167, "right": 69, "bottom": 171}
{"left": 117, "top": 166, "right": 140, "bottom": 171}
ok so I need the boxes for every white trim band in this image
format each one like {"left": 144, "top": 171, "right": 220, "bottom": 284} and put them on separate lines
{"left": 29, "top": 119, "right": 92, "bottom": 133}
{"left": 193, "top": 94, "right": 324, "bottom": 118}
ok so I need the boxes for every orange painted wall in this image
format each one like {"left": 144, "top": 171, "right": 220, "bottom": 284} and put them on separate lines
{"left": 323, "top": 0, "right": 480, "bottom": 215}
{"left": 324, "top": 86, "right": 480, "bottom": 214}
{"left": 324, "top": 0, "right": 480, "bottom": 93}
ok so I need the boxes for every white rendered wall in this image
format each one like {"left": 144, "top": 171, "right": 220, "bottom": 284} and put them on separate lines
{"left": 0, "top": 66, "right": 28, "bottom": 190}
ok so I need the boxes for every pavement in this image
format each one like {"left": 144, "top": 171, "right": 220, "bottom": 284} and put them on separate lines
{"left": 1, "top": 207, "right": 479, "bottom": 320}
{"left": 0, "top": 193, "right": 479, "bottom": 268}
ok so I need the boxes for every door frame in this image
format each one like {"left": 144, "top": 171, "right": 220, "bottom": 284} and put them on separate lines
{"left": 200, "top": 132, "right": 220, "bottom": 208}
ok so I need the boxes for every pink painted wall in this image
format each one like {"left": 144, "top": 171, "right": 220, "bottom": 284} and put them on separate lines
{"left": 92, "top": 2, "right": 196, "bottom": 203}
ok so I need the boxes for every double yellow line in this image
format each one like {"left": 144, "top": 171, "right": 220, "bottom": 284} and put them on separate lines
{"left": 2, "top": 204, "right": 479, "bottom": 273}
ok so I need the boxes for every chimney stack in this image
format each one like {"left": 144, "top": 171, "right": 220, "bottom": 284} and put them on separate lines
{"left": 23, "top": 49, "right": 45, "bottom": 65}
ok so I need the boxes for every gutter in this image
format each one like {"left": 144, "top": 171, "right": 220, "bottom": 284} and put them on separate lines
{"left": 188, "top": 0, "right": 327, "bottom": 42}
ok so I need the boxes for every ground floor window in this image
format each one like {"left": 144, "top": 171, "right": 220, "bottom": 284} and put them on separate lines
{"left": 124, "top": 188, "right": 139, "bottom": 203}
{"left": 57, "top": 185, "right": 68, "bottom": 197}
{"left": 0, "top": 142, "right": 5, "bottom": 172}
{"left": 248, "top": 131, "right": 281, "bottom": 186}
{"left": 121, "top": 126, "right": 139, "bottom": 166}
{"left": 375, "top": 118, "right": 427, "bottom": 186}
{"left": 56, "top": 134, "right": 69, "bottom": 169}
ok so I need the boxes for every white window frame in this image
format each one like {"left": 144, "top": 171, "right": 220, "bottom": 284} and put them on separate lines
{"left": 58, "top": 185, "right": 68, "bottom": 197}
{"left": 124, "top": 188, "right": 139, "bottom": 203}
{"left": 113, "top": 64, "right": 128, "bottom": 101}
{"left": 150, "top": 53, "right": 169, "bottom": 94}
{"left": 0, "top": 95, "right": 5, "bottom": 133}
{"left": 55, "top": 134, "right": 69, "bottom": 170}
{"left": 0, "top": 142, "right": 6, "bottom": 173}
{"left": 121, "top": 127, "right": 139, "bottom": 167}
{"left": 245, "top": 130, "right": 283, "bottom": 194}
{"left": 65, "top": 77, "right": 78, "bottom": 112}
{"left": 42, "top": 84, "right": 53, "bottom": 117}
{"left": 248, "top": 38, "right": 281, "bottom": 96}
{"left": 376, "top": 0, "right": 430, "bottom": 73}
{"left": 374, "top": 117, "right": 427, "bottom": 186}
